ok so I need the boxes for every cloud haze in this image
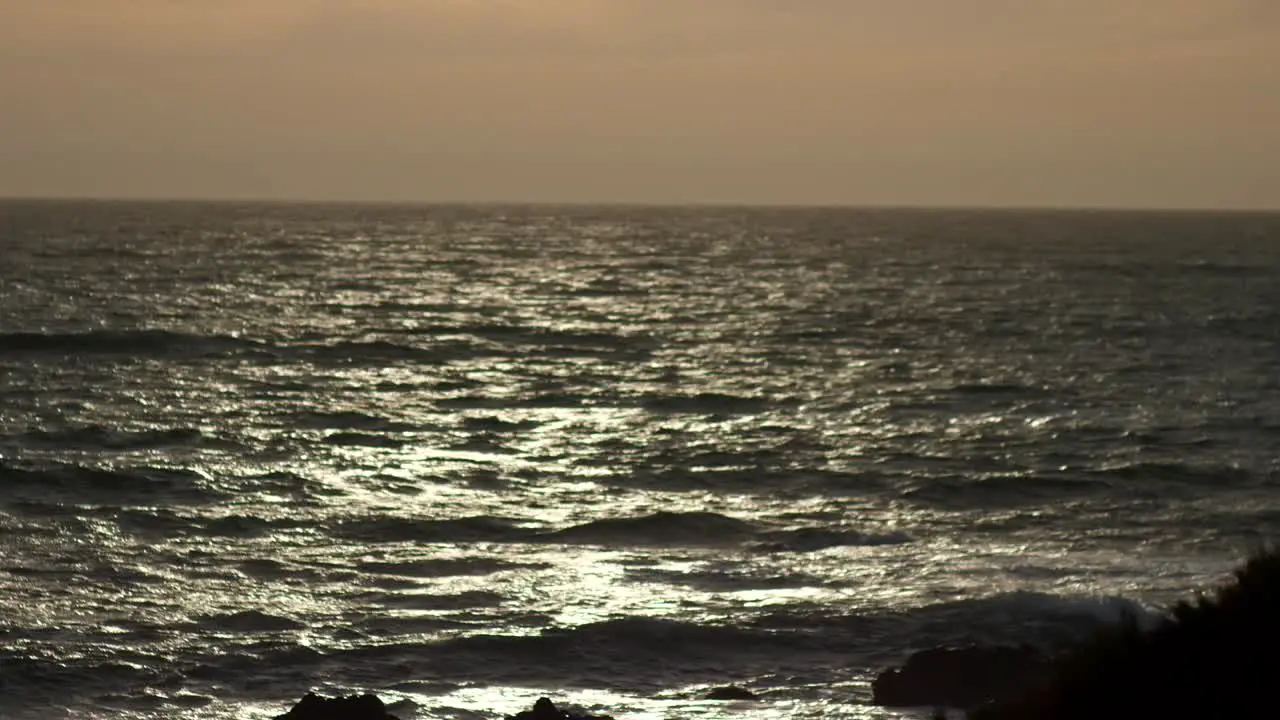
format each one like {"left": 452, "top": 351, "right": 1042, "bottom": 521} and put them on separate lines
{"left": 2, "top": 1, "right": 1276, "bottom": 207}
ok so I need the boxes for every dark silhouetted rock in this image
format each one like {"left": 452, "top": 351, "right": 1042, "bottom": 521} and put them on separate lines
{"left": 704, "top": 685, "right": 758, "bottom": 700}
{"left": 972, "top": 549, "right": 1280, "bottom": 720}
{"left": 872, "top": 645, "right": 1049, "bottom": 710}
{"left": 275, "top": 692, "right": 400, "bottom": 720}
{"left": 505, "top": 696, "right": 613, "bottom": 720}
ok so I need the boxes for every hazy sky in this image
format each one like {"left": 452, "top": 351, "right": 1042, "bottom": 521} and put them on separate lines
{"left": 2, "top": 1, "right": 1277, "bottom": 208}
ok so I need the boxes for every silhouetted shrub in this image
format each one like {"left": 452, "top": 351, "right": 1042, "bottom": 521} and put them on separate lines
{"left": 972, "top": 549, "right": 1280, "bottom": 720}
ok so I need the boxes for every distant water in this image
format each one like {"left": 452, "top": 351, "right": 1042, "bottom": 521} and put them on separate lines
{"left": 1, "top": 200, "right": 1278, "bottom": 719}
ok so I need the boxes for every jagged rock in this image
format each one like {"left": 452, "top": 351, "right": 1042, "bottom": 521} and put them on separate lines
{"left": 274, "top": 692, "right": 400, "bottom": 720}
{"left": 704, "top": 685, "right": 758, "bottom": 700}
{"left": 872, "top": 645, "right": 1049, "bottom": 710}
{"left": 505, "top": 696, "right": 613, "bottom": 720}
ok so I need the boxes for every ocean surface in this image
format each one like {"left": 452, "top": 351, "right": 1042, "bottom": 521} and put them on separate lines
{"left": 1, "top": 200, "right": 1278, "bottom": 719}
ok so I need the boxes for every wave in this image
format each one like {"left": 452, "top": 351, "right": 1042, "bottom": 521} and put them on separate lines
{"left": 447, "top": 437, "right": 516, "bottom": 454}
{"left": 201, "top": 514, "right": 287, "bottom": 537}
{"left": 0, "top": 329, "right": 487, "bottom": 370}
{"left": 638, "top": 392, "right": 772, "bottom": 415}
{"left": 460, "top": 416, "right": 542, "bottom": 433}
{"left": 901, "top": 473, "right": 1112, "bottom": 508}
{"left": 945, "top": 382, "right": 1036, "bottom": 396}
{"left": 288, "top": 324, "right": 655, "bottom": 364}
{"left": 523, "top": 616, "right": 806, "bottom": 654}
{"left": 290, "top": 411, "right": 421, "bottom": 432}
{"left": 322, "top": 432, "right": 407, "bottom": 449}
{"left": 292, "top": 340, "right": 466, "bottom": 366}
{"left": 330, "top": 515, "right": 531, "bottom": 544}
{"left": 331, "top": 617, "right": 823, "bottom": 688}
{"left": 436, "top": 393, "right": 587, "bottom": 410}
{"left": 1175, "top": 259, "right": 1273, "bottom": 276}
{"left": 752, "top": 590, "right": 1160, "bottom": 656}
{"left": 593, "top": 467, "right": 883, "bottom": 494}
{"left": 397, "top": 323, "right": 653, "bottom": 354}
{"left": 115, "top": 509, "right": 295, "bottom": 539}
{"left": 751, "top": 527, "right": 913, "bottom": 552}
{"left": 0, "top": 653, "right": 176, "bottom": 712}
{"left": 243, "top": 470, "right": 320, "bottom": 491}
{"left": 0, "top": 329, "right": 259, "bottom": 358}
{"left": 181, "top": 643, "right": 325, "bottom": 688}
{"left": 361, "top": 589, "right": 505, "bottom": 611}
{"left": 0, "top": 462, "right": 224, "bottom": 504}
{"left": 541, "top": 511, "right": 756, "bottom": 546}
{"left": 193, "top": 610, "right": 305, "bottom": 633}
{"left": 625, "top": 565, "right": 834, "bottom": 592}
{"left": 15, "top": 425, "right": 207, "bottom": 451}
{"left": 354, "top": 615, "right": 472, "bottom": 637}
{"left": 357, "top": 557, "right": 549, "bottom": 578}
{"left": 318, "top": 301, "right": 507, "bottom": 315}
{"left": 1089, "top": 461, "right": 1254, "bottom": 486}
{"left": 973, "top": 591, "right": 1159, "bottom": 629}
{"left": 328, "top": 511, "right": 911, "bottom": 551}
{"left": 539, "top": 512, "right": 909, "bottom": 551}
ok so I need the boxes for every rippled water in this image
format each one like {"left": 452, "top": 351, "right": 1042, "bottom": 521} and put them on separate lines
{"left": 1, "top": 201, "right": 1278, "bottom": 719}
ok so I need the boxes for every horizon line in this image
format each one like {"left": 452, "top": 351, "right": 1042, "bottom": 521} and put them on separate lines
{"left": 1, "top": 193, "right": 1278, "bottom": 215}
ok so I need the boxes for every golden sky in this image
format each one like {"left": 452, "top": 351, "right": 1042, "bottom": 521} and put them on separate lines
{"left": 2, "top": 1, "right": 1277, "bottom": 207}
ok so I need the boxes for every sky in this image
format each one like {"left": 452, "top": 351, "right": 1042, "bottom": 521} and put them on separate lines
{"left": 2, "top": 1, "right": 1277, "bottom": 208}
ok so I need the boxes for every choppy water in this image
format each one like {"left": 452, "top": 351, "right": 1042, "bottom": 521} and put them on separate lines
{"left": 1, "top": 200, "right": 1278, "bottom": 719}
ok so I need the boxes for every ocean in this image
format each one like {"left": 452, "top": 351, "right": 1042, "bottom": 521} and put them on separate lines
{"left": 1, "top": 200, "right": 1277, "bottom": 719}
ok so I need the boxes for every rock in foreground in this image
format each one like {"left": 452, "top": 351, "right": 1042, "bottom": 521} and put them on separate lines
{"left": 505, "top": 696, "right": 614, "bottom": 720}
{"left": 872, "top": 645, "right": 1049, "bottom": 710}
{"left": 704, "top": 685, "right": 759, "bottom": 700}
{"left": 973, "top": 549, "right": 1280, "bottom": 720}
{"left": 275, "top": 692, "right": 400, "bottom": 720}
